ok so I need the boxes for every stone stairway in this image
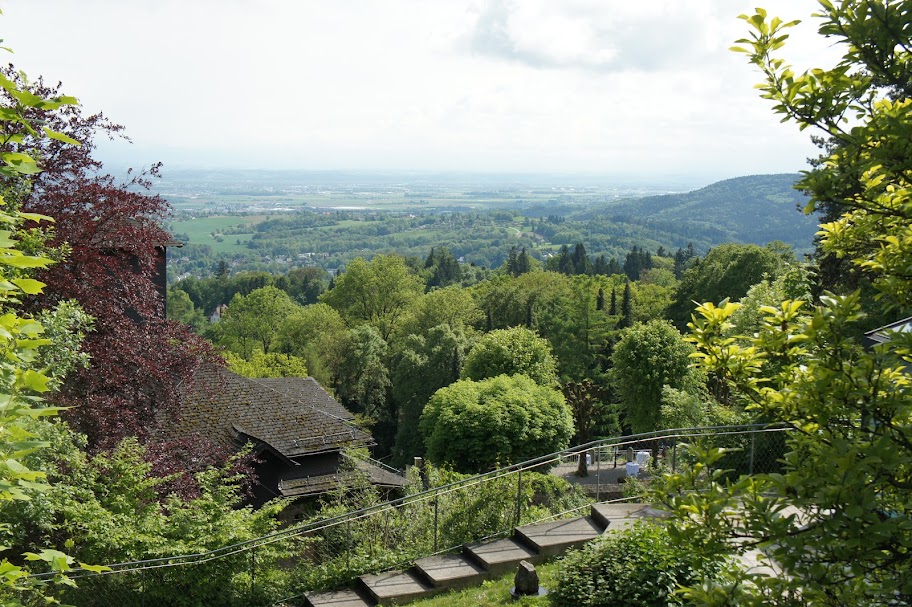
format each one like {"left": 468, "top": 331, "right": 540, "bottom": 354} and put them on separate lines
{"left": 303, "top": 502, "right": 663, "bottom": 607}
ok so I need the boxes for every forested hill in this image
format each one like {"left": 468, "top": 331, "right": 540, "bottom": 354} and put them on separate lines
{"left": 581, "top": 173, "right": 818, "bottom": 251}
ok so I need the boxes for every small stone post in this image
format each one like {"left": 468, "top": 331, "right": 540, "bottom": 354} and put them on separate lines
{"left": 511, "top": 560, "right": 547, "bottom": 599}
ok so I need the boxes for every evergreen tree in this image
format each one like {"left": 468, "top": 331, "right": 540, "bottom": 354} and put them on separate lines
{"left": 609, "top": 287, "right": 617, "bottom": 315}
{"left": 571, "top": 243, "right": 590, "bottom": 275}
{"left": 618, "top": 280, "right": 633, "bottom": 329}
{"left": 673, "top": 242, "right": 696, "bottom": 279}
{"left": 623, "top": 245, "right": 640, "bottom": 280}
{"left": 606, "top": 257, "right": 622, "bottom": 276}
{"left": 505, "top": 246, "right": 519, "bottom": 276}
{"left": 596, "top": 287, "right": 605, "bottom": 311}
{"left": 623, "top": 245, "right": 653, "bottom": 280}
{"left": 516, "top": 247, "right": 531, "bottom": 275}
{"left": 557, "top": 245, "right": 573, "bottom": 275}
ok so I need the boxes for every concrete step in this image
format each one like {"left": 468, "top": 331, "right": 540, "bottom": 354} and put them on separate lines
{"left": 463, "top": 537, "right": 540, "bottom": 577}
{"left": 360, "top": 569, "right": 434, "bottom": 606}
{"left": 303, "top": 588, "right": 374, "bottom": 607}
{"left": 590, "top": 503, "right": 668, "bottom": 531}
{"left": 413, "top": 553, "right": 487, "bottom": 591}
{"left": 514, "top": 515, "right": 603, "bottom": 557}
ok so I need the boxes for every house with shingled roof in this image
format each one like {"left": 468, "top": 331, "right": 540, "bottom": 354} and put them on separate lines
{"left": 178, "top": 364, "right": 405, "bottom": 515}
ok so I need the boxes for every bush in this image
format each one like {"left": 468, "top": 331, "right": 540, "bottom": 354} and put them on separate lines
{"left": 420, "top": 374, "right": 573, "bottom": 472}
{"left": 552, "top": 522, "right": 735, "bottom": 607}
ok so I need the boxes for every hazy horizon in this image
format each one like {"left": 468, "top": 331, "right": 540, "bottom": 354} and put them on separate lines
{"left": 8, "top": 1, "right": 837, "bottom": 182}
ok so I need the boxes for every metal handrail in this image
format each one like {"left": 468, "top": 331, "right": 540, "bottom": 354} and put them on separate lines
{"left": 343, "top": 451, "right": 405, "bottom": 476}
{"left": 31, "top": 422, "right": 788, "bottom": 580}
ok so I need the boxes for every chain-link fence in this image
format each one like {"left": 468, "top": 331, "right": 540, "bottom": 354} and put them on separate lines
{"left": 20, "top": 424, "right": 789, "bottom": 607}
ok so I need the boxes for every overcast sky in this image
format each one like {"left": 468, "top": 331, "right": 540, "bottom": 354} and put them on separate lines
{"left": 3, "top": 1, "right": 841, "bottom": 182}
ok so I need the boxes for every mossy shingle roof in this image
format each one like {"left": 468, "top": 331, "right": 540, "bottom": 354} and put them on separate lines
{"left": 179, "top": 364, "right": 371, "bottom": 458}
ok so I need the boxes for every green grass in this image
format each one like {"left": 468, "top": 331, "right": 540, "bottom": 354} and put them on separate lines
{"left": 170, "top": 215, "right": 269, "bottom": 253}
{"left": 404, "top": 560, "right": 560, "bottom": 607}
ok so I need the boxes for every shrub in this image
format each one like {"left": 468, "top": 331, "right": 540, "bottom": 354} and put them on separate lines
{"left": 420, "top": 374, "right": 573, "bottom": 472}
{"left": 552, "top": 522, "right": 735, "bottom": 607}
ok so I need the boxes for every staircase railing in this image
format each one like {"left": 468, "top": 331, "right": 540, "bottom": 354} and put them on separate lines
{"left": 26, "top": 423, "right": 790, "bottom": 607}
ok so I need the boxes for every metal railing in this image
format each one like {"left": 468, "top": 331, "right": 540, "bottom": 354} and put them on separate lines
{"left": 24, "top": 423, "right": 789, "bottom": 607}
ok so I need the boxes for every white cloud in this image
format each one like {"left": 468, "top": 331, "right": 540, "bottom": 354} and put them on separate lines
{"left": 2, "top": 0, "right": 837, "bottom": 178}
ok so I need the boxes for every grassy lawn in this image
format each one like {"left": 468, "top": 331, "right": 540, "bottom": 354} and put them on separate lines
{"left": 170, "top": 215, "right": 269, "bottom": 253}
{"left": 405, "top": 560, "right": 560, "bottom": 607}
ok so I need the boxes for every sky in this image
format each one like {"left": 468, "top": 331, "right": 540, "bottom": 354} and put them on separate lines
{"left": 3, "top": 1, "right": 842, "bottom": 182}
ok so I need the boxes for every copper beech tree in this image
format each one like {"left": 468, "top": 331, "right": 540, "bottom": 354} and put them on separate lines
{"left": 2, "top": 68, "right": 223, "bottom": 483}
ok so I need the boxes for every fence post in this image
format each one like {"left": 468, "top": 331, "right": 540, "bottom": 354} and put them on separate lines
{"left": 749, "top": 430, "right": 756, "bottom": 476}
{"left": 596, "top": 447, "right": 601, "bottom": 502}
{"left": 346, "top": 517, "right": 352, "bottom": 572}
{"left": 515, "top": 469, "right": 523, "bottom": 526}
{"left": 249, "top": 546, "right": 256, "bottom": 601}
{"left": 433, "top": 489, "right": 439, "bottom": 553}
{"left": 672, "top": 437, "right": 677, "bottom": 473}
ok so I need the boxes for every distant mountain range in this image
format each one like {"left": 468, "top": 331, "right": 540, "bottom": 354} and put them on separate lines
{"left": 575, "top": 173, "right": 820, "bottom": 254}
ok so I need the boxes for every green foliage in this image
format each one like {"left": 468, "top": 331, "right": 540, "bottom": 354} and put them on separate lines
{"left": 0, "top": 44, "right": 89, "bottom": 603}
{"left": 461, "top": 326, "right": 557, "bottom": 387}
{"left": 734, "top": 3, "right": 912, "bottom": 308}
{"left": 210, "top": 285, "right": 298, "bottom": 357}
{"left": 552, "top": 522, "right": 736, "bottom": 607}
{"left": 1, "top": 424, "right": 286, "bottom": 605}
{"left": 396, "top": 286, "right": 483, "bottom": 339}
{"left": 166, "top": 287, "right": 207, "bottom": 330}
{"left": 650, "top": 14, "right": 912, "bottom": 604}
{"left": 658, "top": 386, "right": 748, "bottom": 432}
{"left": 668, "top": 243, "right": 790, "bottom": 326}
{"left": 471, "top": 273, "right": 614, "bottom": 381}
{"left": 611, "top": 320, "right": 704, "bottom": 434}
{"left": 618, "top": 279, "right": 633, "bottom": 329}
{"left": 423, "top": 246, "right": 463, "bottom": 288}
{"left": 333, "top": 325, "right": 392, "bottom": 422}
{"left": 562, "top": 380, "right": 618, "bottom": 459}
{"left": 669, "top": 292, "right": 912, "bottom": 605}
{"left": 224, "top": 350, "right": 308, "bottom": 378}
{"left": 420, "top": 374, "right": 573, "bottom": 472}
{"left": 391, "top": 324, "right": 470, "bottom": 466}
{"left": 274, "top": 302, "right": 347, "bottom": 387}
{"left": 321, "top": 255, "right": 424, "bottom": 340}
{"left": 727, "top": 264, "right": 812, "bottom": 338}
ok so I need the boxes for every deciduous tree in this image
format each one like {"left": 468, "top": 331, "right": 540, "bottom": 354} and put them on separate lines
{"left": 420, "top": 374, "right": 573, "bottom": 472}
{"left": 667, "top": 242, "right": 790, "bottom": 326}
{"left": 212, "top": 286, "right": 298, "bottom": 357}
{"left": 611, "top": 320, "right": 703, "bottom": 434}
{"left": 652, "top": 4, "right": 912, "bottom": 604}
{"left": 3, "top": 70, "right": 216, "bottom": 451}
{"left": 391, "top": 324, "right": 471, "bottom": 465}
{"left": 321, "top": 255, "right": 424, "bottom": 340}
{"left": 461, "top": 326, "right": 557, "bottom": 386}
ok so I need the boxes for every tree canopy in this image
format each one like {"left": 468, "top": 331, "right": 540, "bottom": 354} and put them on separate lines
{"left": 3, "top": 70, "right": 215, "bottom": 453}
{"left": 667, "top": 242, "right": 790, "bottom": 326}
{"left": 321, "top": 254, "right": 424, "bottom": 340}
{"left": 461, "top": 326, "right": 558, "bottom": 386}
{"left": 651, "top": 4, "right": 912, "bottom": 604}
{"left": 419, "top": 374, "right": 573, "bottom": 472}
{"left": 611, "top": 320, "right": 703, "bottom": 434}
